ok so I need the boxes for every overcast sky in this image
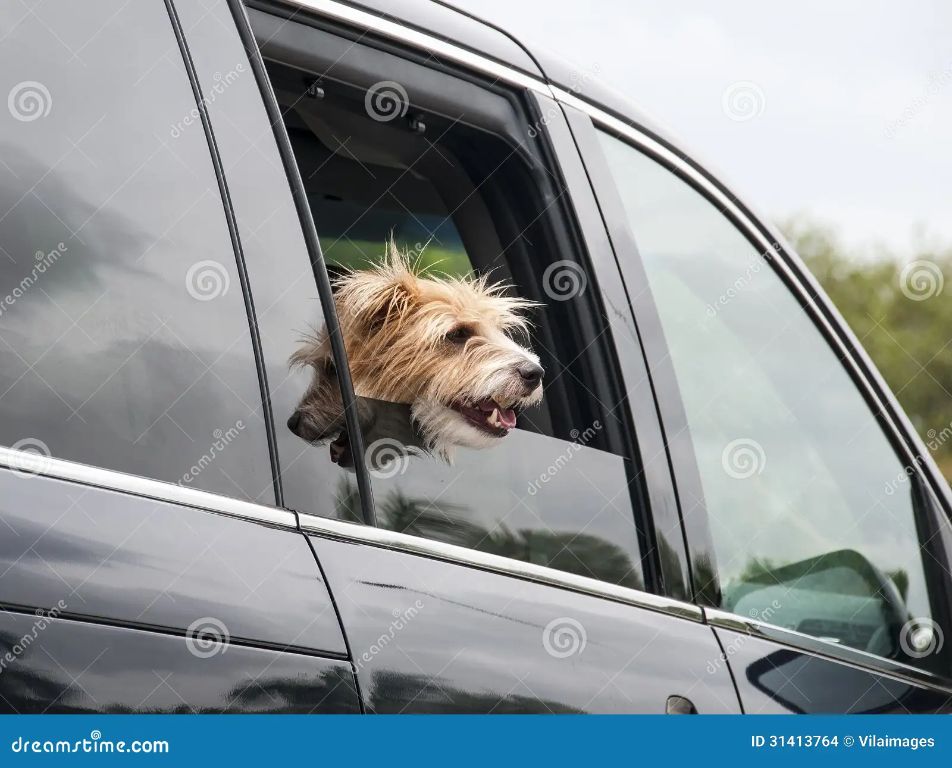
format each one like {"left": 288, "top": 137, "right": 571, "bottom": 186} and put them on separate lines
{"left": 451, "top": 0, "right": 952, "bottom": 257}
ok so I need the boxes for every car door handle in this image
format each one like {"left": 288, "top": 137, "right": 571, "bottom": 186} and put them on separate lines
{"left": 665, "top": 695, "right": 697, "bottom": 714}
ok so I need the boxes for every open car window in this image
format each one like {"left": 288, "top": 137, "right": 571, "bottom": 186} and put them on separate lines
{"left": 252, "top": 21, "right": 650, "bottom": 591}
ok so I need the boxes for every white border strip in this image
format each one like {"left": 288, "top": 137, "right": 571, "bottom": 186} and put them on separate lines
{"left": 300, "top": 512, "right": 702, "bottom": 621}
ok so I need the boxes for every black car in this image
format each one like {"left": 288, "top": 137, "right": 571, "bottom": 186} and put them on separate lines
{"left": 0, "top": 0, "right": 950, "bottom": 714}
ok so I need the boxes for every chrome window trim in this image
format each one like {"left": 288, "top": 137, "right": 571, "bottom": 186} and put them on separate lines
{"left": 0, "top": 443, "right": 702, "bottom": 622}
{"left": 0, "top": 445, "right": 295, "bottom": 529}
{"left": 274, "top": 0, "right": 551, "bottom": 95}
{"left": 706, "top": 607, "right": 952, "bottom": 694}
{"left": 299, "top": 512, "right": 703, "bottom": 622}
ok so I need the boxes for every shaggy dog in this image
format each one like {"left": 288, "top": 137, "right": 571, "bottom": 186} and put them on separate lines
{"left": 287, "top": 243, "right": 544, "bottom": 462}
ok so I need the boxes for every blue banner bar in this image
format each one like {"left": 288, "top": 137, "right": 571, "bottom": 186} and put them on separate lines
{"left": 0, "top": 715, "right": 947, "bottom": 765}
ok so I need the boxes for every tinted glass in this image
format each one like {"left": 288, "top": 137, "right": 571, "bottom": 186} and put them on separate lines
{"left": 173, "top": 0, "right": 342, "bottom": 518}
{"left": 0, "top": 1, "right": 272, "bottom": 501}
{"left": 599, "top": 130, "right": 944, "bottom": 667}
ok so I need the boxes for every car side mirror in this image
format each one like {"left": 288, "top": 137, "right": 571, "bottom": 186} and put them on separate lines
{"left": 722, "top": 548, "right": 909, "bottom": 659}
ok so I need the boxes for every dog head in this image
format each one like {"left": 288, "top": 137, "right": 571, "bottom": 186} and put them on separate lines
{"left": 289, "top": 244, "right": 544, "bottom": 455}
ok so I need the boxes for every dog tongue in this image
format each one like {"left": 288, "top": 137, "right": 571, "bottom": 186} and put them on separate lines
{"left": 496, "top": 407, "right": 517, "bottom": 429}
{"left": 475, "top": 399, "right": 517, "bottom": 430}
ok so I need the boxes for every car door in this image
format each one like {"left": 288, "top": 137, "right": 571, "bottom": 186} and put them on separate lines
{"left": 0, "top": 0, "right": 358, "bottom": 713}
{"left": 235, "top": 1, "right": 740, "bottom": 714}
{"left": 568, "top": 97, "right": 952, "bottom": 712}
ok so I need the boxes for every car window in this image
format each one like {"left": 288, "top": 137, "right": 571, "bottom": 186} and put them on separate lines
{"left": 256, "top": 35, "right": 648, "bottom": 590}
{"left": 0, "top": 1, "right": 273, "bottom": 502}
{"left": 597, "top": 129, "right": 947, "bottom": 670}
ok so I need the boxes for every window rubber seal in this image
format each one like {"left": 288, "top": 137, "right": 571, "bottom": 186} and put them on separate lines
{"left": 223, "top": 0, "right": 376, "bottom": 526}
{"left": 165, "top": 0, "right": 285, "bottom": 508}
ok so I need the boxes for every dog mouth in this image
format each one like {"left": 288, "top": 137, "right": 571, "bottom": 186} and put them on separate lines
{"left": 450, "top": 398, "right": 519, "bottom": 437}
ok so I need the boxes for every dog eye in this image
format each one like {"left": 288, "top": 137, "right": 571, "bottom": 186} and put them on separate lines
{"left": 445, "top": 326, "right": 473, "bottom": 344}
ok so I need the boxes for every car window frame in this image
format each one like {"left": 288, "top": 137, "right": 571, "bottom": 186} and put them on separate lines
{"left": 241, "top": 0, "right": 701, "bottom": 603}
{"left": 224, "top": 0, "right": 377, "bottom": 525}
{"left": 564, "top": 94, "right": 952, "bottom": 686}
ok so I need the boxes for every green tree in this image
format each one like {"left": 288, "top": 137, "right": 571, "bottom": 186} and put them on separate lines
{"left": 782, "top": 219, "right": 952, "bottom": 480}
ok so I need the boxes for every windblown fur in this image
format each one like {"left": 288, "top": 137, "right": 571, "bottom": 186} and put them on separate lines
{"left": 288, "top": 242, "right": 544, "bottom": 460}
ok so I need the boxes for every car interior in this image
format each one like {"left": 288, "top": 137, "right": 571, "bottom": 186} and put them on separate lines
{"left": 256, "top": 18, "right": 626, "bottom": 451}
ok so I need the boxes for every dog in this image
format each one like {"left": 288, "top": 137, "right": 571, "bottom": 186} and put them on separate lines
{"left": 287, "top": 242, "right": 544, "bottom": 462}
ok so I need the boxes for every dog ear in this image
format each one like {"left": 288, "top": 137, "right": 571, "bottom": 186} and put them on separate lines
{"left": 334, "top": 249, "right": 420, "bottom": 335}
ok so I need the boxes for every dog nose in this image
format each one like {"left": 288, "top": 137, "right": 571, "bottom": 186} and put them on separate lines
{"left": 287, "top": 411, "right": 303, "bottom": 434}
{"left": 517, "top": 362, "right": 544, "bottom": 387}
